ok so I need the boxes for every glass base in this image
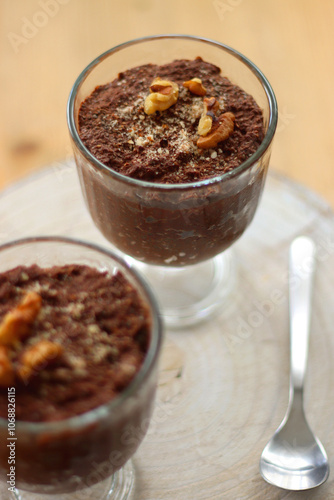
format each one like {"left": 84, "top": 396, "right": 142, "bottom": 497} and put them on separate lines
{"left": 128, "top": 250, "right": 236, "bottom": 328}
{"left": 11, "top": 460, "right": 135, "bottom": 500}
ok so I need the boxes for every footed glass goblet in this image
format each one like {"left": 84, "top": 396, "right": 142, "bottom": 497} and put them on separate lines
{"left": 67, "top": 35, "right": 277, "bottom": 327}
{"left": 0, "top": 237, "right": 162, "bottom": 500}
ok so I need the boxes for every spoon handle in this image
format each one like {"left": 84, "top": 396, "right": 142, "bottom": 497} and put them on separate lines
{"left": 289, "top": 236, "right": 316, "bottom": 392}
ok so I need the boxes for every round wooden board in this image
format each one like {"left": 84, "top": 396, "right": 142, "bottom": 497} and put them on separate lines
{"left": 1, "top": 163, "right": 334, "bottom": 500}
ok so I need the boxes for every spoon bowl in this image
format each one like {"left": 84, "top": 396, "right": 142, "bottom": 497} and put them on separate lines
{"left": 260, "top": 236, "right": 329, "bottom": 490}
{"left": 260, "top": 392, "right": 329, "bottom": 490}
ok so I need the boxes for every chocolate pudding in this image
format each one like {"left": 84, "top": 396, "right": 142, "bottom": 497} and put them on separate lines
{"left": 79, "top": 58, "right": 263, "bottom": 183}
{"left": 0, "top": 261, "right": 157, "bottom": 493}
{"left": 73, "top": 57, "right": 268, "bottom": 266}
{"left": 0, "top": 264, "right": 150, "bottom": 422}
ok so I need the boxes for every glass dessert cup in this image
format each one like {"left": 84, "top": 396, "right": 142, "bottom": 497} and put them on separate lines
{"left": 67, "top": 34, "right": 278, "bottom": 328}
{"left": 0, "top": 236, "right": 162, "bottom": 500}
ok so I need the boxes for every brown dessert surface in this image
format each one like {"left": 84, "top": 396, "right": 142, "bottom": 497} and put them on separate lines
{"left": 0, "top": 264, "right": 150, "bottom": 422}
{"left": 78, "top": 57, "right": 264, "bottom": 184}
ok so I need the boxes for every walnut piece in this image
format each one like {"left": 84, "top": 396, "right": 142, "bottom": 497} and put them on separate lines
{"left": 144, "top": 77, "right": 179, "bottom": 115}
{"left": 197, "top": 97, "right": 220, "bottom": 137}
{"left": 183, "top": 77, "right": 206, "bottom": 96}
{"left": 17, "top": 340, "right": 63, "bottom": 383}
{"left": 0, "top": 346, "right": 15, "bottom": 387}
{"left": 0, "top": 291, "right": 42, "bottom": 347}
{"left": 197, "top": 112, "right": 235, "bottom": 149}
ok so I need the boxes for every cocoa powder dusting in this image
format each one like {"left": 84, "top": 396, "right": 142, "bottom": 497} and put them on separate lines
{"left": 78, "top": 58, "right": 264, "bottom": 184}
{"left": 0, "top": 264, "right": 151, "bottom": 422}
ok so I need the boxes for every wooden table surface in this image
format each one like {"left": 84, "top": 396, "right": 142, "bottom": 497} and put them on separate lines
{"left": 0, "top": 0, "right": 334, "bottom": 206}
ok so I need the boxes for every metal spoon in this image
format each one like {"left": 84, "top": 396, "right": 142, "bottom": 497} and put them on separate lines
{"left": 260, "top": 236, "right": 329, "bottom": 490}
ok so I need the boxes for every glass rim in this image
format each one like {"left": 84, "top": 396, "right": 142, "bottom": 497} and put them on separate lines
{"left": 67, "top": 33, "right": 278, "bottom": 190}
{"left": 0, "top": 235, "right": 163, "bottom": 433}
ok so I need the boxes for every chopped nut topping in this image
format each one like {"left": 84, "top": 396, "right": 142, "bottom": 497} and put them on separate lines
{"left": 144, "top": 77, "right": 179, "bottom": 115}
{"left": 150, "top": 82, "right": 173, "bottom": 94}
{"left": 17, "top": 340, "right": 63, "bottom": 383}
{"left": 198, "top": 114, "right": 214, "bottom": 137}
{"left": 197, "top": 111, "right": 235, "bottom": 149}
{"left": 197, "top": 97, "right": 220, "bottom": 137}
{"left": 183, "top": 77, "right": 206, "bottom": 96}
{"left": 0, "top": 292, "right": 42, "bottom": 347}
{"left": 0, "top": 346, "right": 15, "bottom": 387}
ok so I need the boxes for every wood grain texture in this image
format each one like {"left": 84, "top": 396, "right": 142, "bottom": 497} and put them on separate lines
{"left": 0, "top": 165, "right": 334, "bottom": 499}
{"left": 0, "top": 0, "right": 334, "bottom": 205}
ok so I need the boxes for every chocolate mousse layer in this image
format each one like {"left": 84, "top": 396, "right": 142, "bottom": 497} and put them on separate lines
{"left": 0, "top": 262, "right": 156, "bottom": 493}
{"left": 0, "top": 264, "right": 151, "bottom": 422}
{"left": 74, "top": 58, "right": 268, "bottom": 266}
{"left": 78, "top": 58, "right": 264, "bottom": 183}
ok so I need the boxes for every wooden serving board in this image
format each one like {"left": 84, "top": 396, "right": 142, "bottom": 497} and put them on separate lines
{"left": 1, "top": 163, "right": 334, "bottom": 500}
